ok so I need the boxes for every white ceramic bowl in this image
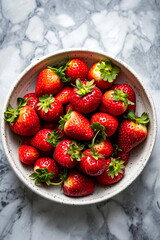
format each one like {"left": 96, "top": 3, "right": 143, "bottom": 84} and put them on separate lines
{"left": 1, "top": 49, "right": 157, "bottom": 205}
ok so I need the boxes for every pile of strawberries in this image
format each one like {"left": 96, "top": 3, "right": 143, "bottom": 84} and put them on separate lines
{"left": 4, "top": 58, "right": 150, "bottom": 197}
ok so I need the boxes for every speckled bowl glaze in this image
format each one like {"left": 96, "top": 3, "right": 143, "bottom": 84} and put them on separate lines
{"left": 1, "top": 49, "right": 157, "bottom": 205}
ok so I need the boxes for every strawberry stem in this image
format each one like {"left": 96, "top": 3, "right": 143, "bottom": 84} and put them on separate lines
{"left": 46, "top": 130, "right": 61, "bottom": 147}
{"left": 124, "top": 110, "right": 150, "bottom": 125}
{"left": 59, "top": 108, "right": 72, "bottom": 130}
{"left": 73, "top": 79, "right": 95, "bottom": 97}
{"left": 112, "top": 89, "right": 134, "bottom": 106}
{"left": 97, "top": 60, "right": 120, "bottom": 82}
{"left": 37, "top": 94, "right": 55, "bottom": 113}
{"left": 48, "top": 60, "right": 71, "bottom": 83}
{"left": 107, "top": 158, "right": 125, "bottom": 179}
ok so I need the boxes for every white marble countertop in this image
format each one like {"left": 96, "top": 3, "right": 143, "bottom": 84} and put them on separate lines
{"left": 0, "top": 0, "right": 160, "bottom": 239}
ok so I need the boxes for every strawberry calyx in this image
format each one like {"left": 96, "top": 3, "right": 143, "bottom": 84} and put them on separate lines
{"left": 67, "top": 141, "right": 84, "bottom": 161}
{"left": 97, "top": 60, "right": 120, "bottom": 83}
{"left": 124, "top": 110, "right": 150, "bottom": 125}
{"left": 112, "top": 89, "right": 134, "bottom": 106}
{"left": 72, "top": 79, "right": 95, "bottom": 97}
{"left": 29, "top": 168, "right": 55, "bottom": 186}
{"left": 59, "top": 108, "right": 72, "bottom": 130}
{"left": 48, "top": 61, "right": 71, "bottom": 83}
{"left": 46, "top": 130, "right": 61, "bottom": 147}
{"left": 4, "top": 97, "right": 31, "bottom": 125}
{"left": 107, "top": 157, "right": 125, "bottom": 179}
{"left": 90, "top": 122, "right": 106, "bottom": 143}
{"left": 37, "top": 94, "right": 55, "bottom": 113}
{"left": 111, "top": 144, "right": 122, "bottom": 157}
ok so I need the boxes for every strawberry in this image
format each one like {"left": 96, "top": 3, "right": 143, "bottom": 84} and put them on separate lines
{"left": 4, "top": 98, "right": 41, "bottom": 136}
{"left": 55, "top": 87, "right": 72, "bottom": 105}
{"left": 19, "top": 145, "right": 40, "bottom": 165}
{"left": 43, "top": 122, "right": 57, "bottom": 130}
{"left": 35, "top": 68, "right": 63, "bottom": 97}
{"left": 31, "top": 129, "right": 61, "bottom": 152}
{"left": 63, "top": 171, "right": 95, "bottom": 197}
{"left": 111, "top": 84, "right": 136, "bottom": 112}
{"left": 88, "top": 60, "right": 120, "bottom": 89}
{"left": 55, "top": 125, "right": 67, "bottom": 140}
{"left": 91, "top": 113, "right": 118, "bottom": 137}
{"left": 66, "top": 103, "right": 75, "bottom": 113}
{"left": 54, "top": 139, "right": 84, "bottom": 168}
{"left": 99, "top": 89, "right": 134, "bottom": 116}
{"left": 118, "top": 110, "right": 150, "bottom": 152}
{"left": 94, "top": 139, "right": 113, "bottom": 158}
{"left": 30, "top": 157, "right": 59, "bottom": 185}
{"left": 79, "top": 149, "right": 105, "bottom": 176}
{"left": 65, "top": 59, "right": 88, "bottom": 83}
{"left": 112, "top": 144, "right": 130, "bottom": 165}
{"left": 96, "top": 158, "right": 125, "bottom": 185}
{"left": 59, "top": 109, "right": 94, "bottom": 141}
{"left": 69, "top": 79, "right": 102, "bottom": 113}
{"left": 37, "top": 94, "right": 63, "bottom": 122}
{"left": 23, "top": 93, "right": 39, "bottom": 112}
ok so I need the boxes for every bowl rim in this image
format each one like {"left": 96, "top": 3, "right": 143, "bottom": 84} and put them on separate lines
{"left": 1, "top": 48, "right": 157, "bottom": 205}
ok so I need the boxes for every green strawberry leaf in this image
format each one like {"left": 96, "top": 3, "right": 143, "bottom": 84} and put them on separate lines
{"left": 107, "top": 157, "right": 125, "bottom": 179}
{"left": 48, "top": 60, "right": 71, "bottom": 83}
{"left": 111, "top": 144, "right": 122, "bottom": 157}
{"left": 59, "top": 108, "right": 72, "bottom": 130}
{"left": 37, "top": 94, "right": 55, "bottom": 113}
{"left": 124, "top": 110, "right": 150, "bottom": 125}
{"left": 112, "top": 89, "right": 134, "bottom": 106}
{"left": 67, "top": 141, "right": 84, "bottom": 161}
{"left": 97, "top": 60, "right": 120, "bottom": 83}
{"left": 29, "top": 168, "right": 55, "bottom": 186}
{"left": 90, "top": 122, "right": 106, "bottom": 143}
{"left": 74, "top": 79, "right": 95, "bottom": 97}
{"left": 46, "top": 130, "right": 61, "bottom": 147}
{"left": 4, "top": 104, "right": 21, "bottom": 125}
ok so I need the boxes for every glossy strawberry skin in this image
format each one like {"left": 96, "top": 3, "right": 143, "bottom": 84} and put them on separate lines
{"left": 19, "top": 145, "right": 40, "bottom": 165}
{"left": 34, "top": 157, "right": 59, "bottom": 178}
{"left": 9, "top": 106, "right": 41, "bottom": 136}
{"left": 66, "top": 103, "right": 75, "bottom": 113}
{"left": 53, "top": 140, "right": 78, "bottom": 168}
{"left": 65, "top": 59, "right": 88, "bottom": 83}
{"left": 30, "top": 129, "right": 54, "bottom": 152}
{"left": 118, "top": 120, "right": 147, "bottom": 152}
{"left": 64, "top": 111, "right": 94, "bottom": 141}
{"left": 79, "top": 149, "right": 106, "bottom": 176}
{"left": 63, "top": 171, "right": 95, "bottom": 197}
{"left": 111, "top": 84, "right": 136, "bottom": 112}
{"left": 38, "top": 99, "right": 63, "bottom": 122}
{"left": 88, "top": 62, "right": 116, "bottom": 89}
{"left": 94, "top": 139, "right": 113, "bottom": 158}
{"left": 99, "top": 90, "right": 127, "bottom": 116}
{"left": 43, "top": 122, "right": 57, "bottom": 130}
{"left": 96, "top": 158, "right": 125, "bottom": 185}
{"left": 91, "top": 112, "right": 118, "bottom": 137}
{"left": 55, "top": 87, "right": 72, "bottom": 105}
{"left": 23, "top": 93, "right": 39, "bottom": 112}
{"left": 69, "top": 82, "right": 102, "bottom": 113}
{"left": 36, "top": 69, "right": 63, "bottom": 97}
{"left": 117, "top": 150, "right": 130, "bottom": 165}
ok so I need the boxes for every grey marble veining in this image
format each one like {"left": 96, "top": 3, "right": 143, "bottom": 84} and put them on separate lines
{"left": 0, "top": 0, "right": 160, "bottom": 239}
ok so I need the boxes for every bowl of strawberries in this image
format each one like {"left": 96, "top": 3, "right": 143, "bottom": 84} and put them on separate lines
{"left": 1, "top": 49, "right": 157, "bottom": 205}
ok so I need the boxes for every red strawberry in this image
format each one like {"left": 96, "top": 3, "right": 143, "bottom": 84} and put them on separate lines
{"left": 88, "top": 60, "right": 120, "bottom": 89}
{"left": 31, "top": 129, "right": 61, "bottom": 152}
{"left": 36, "top": 68, "right": 63, "bottom": 97}
{"left": 117, "top": 150, "right": 130, "bottom": 165}
{"left": 43, "top": 122, "right": 56, "bottom": 130}
{"left": 23, "top": 137, "right": 32, "bottom": 145}
{"left": 37, "top": 94, "right": 63, "bottom": 122}
{"left": 91, "top": 113, "right": 118, "bottom": 137}
{"left": 66, "top": 103, "right": 75, "bottom": 113}
{"left": 30, "top": 157, "right": 59, "bottom": 185}
{"left": 65, "top": 59, "right": 88, "bottom": 83}
{"left": 96, "top": 158, "right": 125, "bottom": 185}
{"left": 23, "top": 93, "right": 39, "bottom": 112}
{"left": 111, "top": 84, "right": 136, "bottom": 112}
{"left": 118, "top": 110, "right": 150, "bottom": 152}
{"left": 99, "top": 89, "right": 134, "bottom": 116}
{"left": 55, "top": 125, "right": 67, "bottom": 140}
{"left": 69, "top": 79, "right": 102, "bottom": 113}
{"left": 54, "top": 139, "right": 84, "bottom": 168}
{"left": 4, "top": 99, "right": 41, "bottom": 136}
{"left": 94, "top": 139, "right": 113, "bottom": 158}
{"left": 59, "top": 109, "right": 94, "bottom": 141}
{"left": 19, "top": 145, "right": 40, "bottom": 165}
{"left": 79, "top": 149, "right": 105, "bottom": 176}
{"left": 63, "top": 171, "right": 95, "bottom": 197}
{"left": 55, "top": 87, "right": 72, "bottom": 105}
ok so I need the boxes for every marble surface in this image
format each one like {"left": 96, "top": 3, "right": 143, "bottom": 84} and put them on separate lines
{"left": 0, "top": 0, "right": 160, "bottom": 239}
